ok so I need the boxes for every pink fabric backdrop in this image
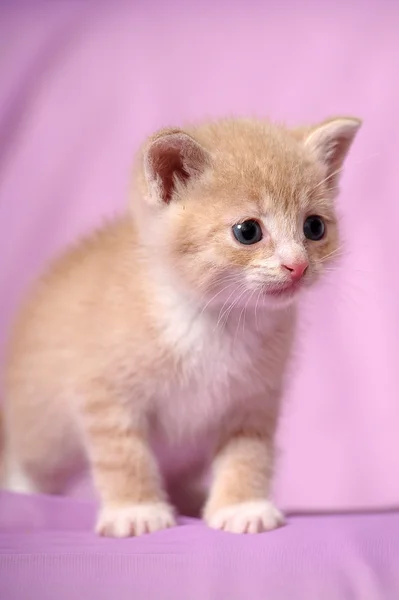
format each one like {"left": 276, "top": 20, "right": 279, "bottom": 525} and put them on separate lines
{"left": 1, "top": 0, "right": 398, "bottom": 512}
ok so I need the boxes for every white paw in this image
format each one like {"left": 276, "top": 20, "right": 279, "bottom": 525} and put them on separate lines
{"left": 206, "top": 500, "right": 284, "bottom": 534}
{"left": 96, "top": 502, "right": 176, "bottom": 538}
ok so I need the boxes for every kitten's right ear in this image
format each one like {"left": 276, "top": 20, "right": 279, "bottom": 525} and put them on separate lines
{"left": 303, "top": 117, "right": 362, "bottom": 191}
{"left": 143, "top": 129, "right": 211, "bottom": 206}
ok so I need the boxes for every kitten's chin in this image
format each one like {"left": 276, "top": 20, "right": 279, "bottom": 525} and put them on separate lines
{"left": 261, "top": 293, "right": 298, "bottom": 310}
{"left": 264, "top": 295, "right": 298, "bottom": 310}
{"left": 261, "top": 282, "right": 303, "bottom": 309}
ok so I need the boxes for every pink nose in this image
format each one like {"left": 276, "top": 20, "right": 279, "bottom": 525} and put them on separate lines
{"left": 282, "top": 260, "right": 308, "bottom": 281}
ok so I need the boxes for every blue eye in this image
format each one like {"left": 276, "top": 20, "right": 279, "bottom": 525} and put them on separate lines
{"left": 232, "top": 220, "right": 263, "bottom": 245}
{"left": 304, "top": 216, "right": 325, "bottom": 241}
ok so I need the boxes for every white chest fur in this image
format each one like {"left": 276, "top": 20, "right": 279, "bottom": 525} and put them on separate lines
{"left": 152, "top": 286, "right": 275, "bottom": 443}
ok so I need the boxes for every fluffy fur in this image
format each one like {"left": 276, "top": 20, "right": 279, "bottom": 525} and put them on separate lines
{"left": 1, "top": 116, "right": 361, "bottom": 536}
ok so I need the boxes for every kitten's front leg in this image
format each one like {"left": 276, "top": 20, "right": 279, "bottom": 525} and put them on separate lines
{"left": 204, "top": 408, "right": 284, "bottom": 534}
{"left": 80, "top": 383, "right": 175, "bottom": 537}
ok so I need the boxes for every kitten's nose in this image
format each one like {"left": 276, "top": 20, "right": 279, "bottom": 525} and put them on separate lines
{"left": 281, "top": 260, "right": 308, "bottom": 281}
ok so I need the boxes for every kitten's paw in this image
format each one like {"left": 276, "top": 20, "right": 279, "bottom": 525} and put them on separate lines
{"left": 205, "top": 500, "right": 284, "bottom": 534}
{"left": 96, "top": 502, "right": 176, "bottom": 537}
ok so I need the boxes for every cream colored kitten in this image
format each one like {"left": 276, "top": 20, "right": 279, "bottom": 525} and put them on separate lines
{"left": 1, "top": 116, "right": 361, "bottom": 536}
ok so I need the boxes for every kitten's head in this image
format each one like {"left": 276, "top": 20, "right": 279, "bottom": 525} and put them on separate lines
{"left": 135, "top": 116, "right": 361, "bottom": 310}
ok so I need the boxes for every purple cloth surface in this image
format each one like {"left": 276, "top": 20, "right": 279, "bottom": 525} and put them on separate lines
{"left": 0, "top": 492, "right": 398, "bottom": 600}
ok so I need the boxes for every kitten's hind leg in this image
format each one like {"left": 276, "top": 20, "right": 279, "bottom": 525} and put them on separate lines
{"left": 2, "top": 453, "right": 74, "bottom": 496}
{"left": 3, "top": 457, "right": 43, "bottom": 495}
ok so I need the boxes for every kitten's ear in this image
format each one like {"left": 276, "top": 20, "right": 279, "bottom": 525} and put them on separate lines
{"left": 143, "top": 129, "right": 211, "bottom": 205}
{"left": 304, "top": 117, "right": 362, "bottom": 190}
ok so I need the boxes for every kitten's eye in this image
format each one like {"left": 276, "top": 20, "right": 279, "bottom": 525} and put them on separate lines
{"left": 232, "top": 220, "right": 263, "bottom": 245}
{"left": 304, "top": 216, "right": 325, "bottom": 241}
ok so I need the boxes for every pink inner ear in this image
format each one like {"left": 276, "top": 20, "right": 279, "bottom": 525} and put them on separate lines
{"left": 146, "top": 133, "right": 209, "bottom": 204}
{"left": 150, "top": 142, "right": 190, "bottom": 204}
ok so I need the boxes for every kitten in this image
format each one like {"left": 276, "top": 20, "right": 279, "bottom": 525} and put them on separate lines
{"left": 1, "top": 116, "right": 361, "bottom": 536}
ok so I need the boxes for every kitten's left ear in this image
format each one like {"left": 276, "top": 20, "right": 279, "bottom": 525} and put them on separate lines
{"left": 143, "top": 129, "right": 211, "bottom": 206}
{"left": 304, "top": 117, "right": 362, "bottom": 190}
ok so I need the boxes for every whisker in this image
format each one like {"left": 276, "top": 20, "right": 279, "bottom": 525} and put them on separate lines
{"left": 199, "top": 274, "right": 240, "bottom": 294}
{"left": 235, "top": 288, "right": 255, "bottom": 342}
{"left": 312, "top": 166, "right": 344, "bottom": 192}
{"left": 315, "top": 245, "right": 345, "bottom": 263}
{"left": 224, "top": 288, "right": 248, "bottom": 331}
{"left": 196, "top": 274, "right": 240, "bottom": 306}
{"left": 312, "top": 153, "right": 380, "bottom": 194}
{"left": 216, "top": 283, "right": 246, "bottom": 328}
{"left": 254, "top": 287, "right": 263, "bottom": 333}
{"left": 242, "top": 288, "right": 256, "bottom": 337}
{"left": 353, "top": 152, "right": 380, "bottom": 165}
{"left": 217, "top": 285, "right": 248, "bottom": 333}
{"left": 198, "top": 281, "right": 237, "bottom": 316}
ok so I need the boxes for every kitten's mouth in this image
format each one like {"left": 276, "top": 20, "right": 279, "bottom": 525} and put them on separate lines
{"left": 264, "top": 280, "right": 302, "bottom": 298}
